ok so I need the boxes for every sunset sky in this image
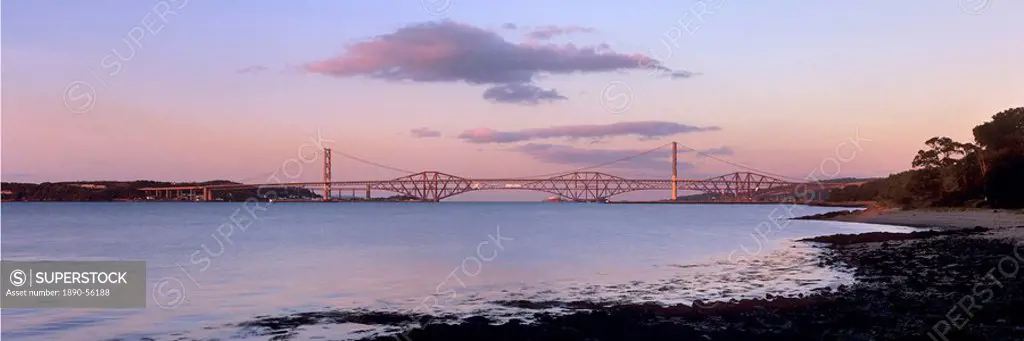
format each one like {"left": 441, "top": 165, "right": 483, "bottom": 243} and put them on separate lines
{"left": 2, "top": 1, "right": 1021, "bottom": 198}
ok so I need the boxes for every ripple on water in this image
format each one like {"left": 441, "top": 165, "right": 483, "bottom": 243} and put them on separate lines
{"left": 3, "top": 313, "right": 125, "bottom": 339}
{"left": 153, "top": 242, "right": 857, "bottom": 341}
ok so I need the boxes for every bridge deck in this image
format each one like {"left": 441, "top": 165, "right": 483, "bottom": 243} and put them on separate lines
{"left": 138, "top": 171, "right": 863, "bottom": 201}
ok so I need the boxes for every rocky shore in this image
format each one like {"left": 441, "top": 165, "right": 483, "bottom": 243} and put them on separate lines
{"left": 226, "top": 222, "right": 1024, "bottom": 341}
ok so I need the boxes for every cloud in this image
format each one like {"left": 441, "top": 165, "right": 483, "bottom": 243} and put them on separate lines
{"left": 457, "top": 121, "right": 720, "bottom": 144}
{"left": 500, "top": 23, "right": 518, "bottom": 30}
{"left": 669, "top": 70, "right": 698, "bottom": 79}
{"left": 482, "top": 83, "right": 567, "bottom": 105}
{"left": 236, "top": 65, "right": 268, "bottom": 74}
{"left": 700, "top": 146, "right": 734, "bottom": 155}
{"left": 304, "top": 20, "right": 670, "bottom": 83}
{"left": 526, "top": 25, "right": 596, "bottom": 40}
{"left": 304, "top": 20, "right": 691, "bottom": 105}
{"left": 681, "top": 146, "right": 734, "bottom": 156}
{"left": 513, "top": 143, "right": 695, "bottom": 171}
{"left": 410, "top": 128, "right": 442, "bottom": 138}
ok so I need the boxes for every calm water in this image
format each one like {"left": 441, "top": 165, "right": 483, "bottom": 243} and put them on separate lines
{"left": 0, "top": 202, "right": 913, "bottom": 340}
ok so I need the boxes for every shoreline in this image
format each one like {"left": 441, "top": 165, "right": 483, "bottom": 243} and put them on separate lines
{"left": 606, "top": 200, "right": 870, "bottom": 206}
{"left": 793, "top": 206, "right": 1024, "bottom": 230}
{"left": 197, "top": 210, "right": 1024, "bottom": 341}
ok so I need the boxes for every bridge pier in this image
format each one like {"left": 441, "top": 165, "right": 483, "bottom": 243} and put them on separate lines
{"left": 671, "top": 141, "right": 678, "bottom": 201}
{"left": 323, "top": 148, "right": 332, "bottom": 202}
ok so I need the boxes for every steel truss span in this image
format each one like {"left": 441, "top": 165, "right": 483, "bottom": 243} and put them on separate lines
{"left": 139, "top": 143, "right": 859, "bottom": 202}
{"left": 360, "top": 171, "right": 810, "bottom": 201}
{"left": 173, "top": 170, "right": 837, "bottom": 202}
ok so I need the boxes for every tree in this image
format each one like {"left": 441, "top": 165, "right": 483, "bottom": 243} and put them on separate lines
{"left": 973, "top": 107, "right": 1024, "bottom": 151}
{"left": 966, "top": 107, "right": 1024, "bottom": 206}
{"left": 984, "top": 148, "right": 1024, "bottom": 208}
{"left": 906, "top": 168, "right": 943, "bottom": 206}
{"left": 902, "top": 136, "right": 981, "bottom": 206}
{"left": 830, "top": 107, "right": 1022, "bottom": 208}
{"left": 972, "top": 107, "right": 1024, "bottom": 208}
{"left": 911, "top": 137, "right": 976, "bottom": 169}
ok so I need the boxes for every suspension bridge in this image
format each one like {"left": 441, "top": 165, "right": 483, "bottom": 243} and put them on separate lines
{"left": 140, "top": 142, "right": 861, "bottom": 202}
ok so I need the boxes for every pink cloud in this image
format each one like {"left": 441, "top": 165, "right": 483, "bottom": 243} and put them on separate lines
{"left": 304, "top": 20, "right": 693, "bottom": 104}
{"left": 513, "top": 143, "right": 696, "bottom": 171}
{"left": 458, "top": 121, "right": 720, "bottom": 144}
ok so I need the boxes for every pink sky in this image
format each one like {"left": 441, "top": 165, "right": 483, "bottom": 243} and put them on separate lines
{"left": 2, "top": 2, "right": 1021, "bottom": 195}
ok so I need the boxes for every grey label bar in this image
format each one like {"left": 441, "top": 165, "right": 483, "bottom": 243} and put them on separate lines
{"left": 1, "top": 261, "right": 146, "bottom": 308}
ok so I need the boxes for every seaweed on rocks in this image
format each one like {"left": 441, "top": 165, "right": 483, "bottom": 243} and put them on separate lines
{"left": 221, "top": 228, "right": 1024, "bottom": 341}
{"left": 799, "top": 226, "right": 989, "bottom": 246}
{"left": 347, "top": 230, "right": 1024, "bottom": 341}
{"left": 234, "top": 310, "right": 457, "bottom": 340}
{"left": 791, "top": 210, "right": 861, "bottom": 220}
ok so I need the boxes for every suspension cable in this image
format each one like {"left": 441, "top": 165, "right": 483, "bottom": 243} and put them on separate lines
{"left": 675, "top": 142, "right": 807, "bottom": 182}
{"left": 329, "top": 149, "right": 417, "bottom": 174}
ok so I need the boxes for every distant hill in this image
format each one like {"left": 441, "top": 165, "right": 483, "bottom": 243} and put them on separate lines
{"left": 676, "top": 192, "right": 724, "bottom": 201}
{"left": 819, "top": 177, "right": 882, "bottom": 184}
{"left": 670, "top": 177, "right": 877, "bottom": 202}
{"left": 1, "top": 181, "right": 318, "bottom": 202}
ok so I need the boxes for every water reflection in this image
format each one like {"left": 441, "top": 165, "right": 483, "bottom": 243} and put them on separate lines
{"left": 0, "top": 203, "right": 911, "bottom": 340}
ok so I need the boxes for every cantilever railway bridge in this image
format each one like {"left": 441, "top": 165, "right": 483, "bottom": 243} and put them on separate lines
{"left": 141, "top": 142, "right": 859, "bottom": 202}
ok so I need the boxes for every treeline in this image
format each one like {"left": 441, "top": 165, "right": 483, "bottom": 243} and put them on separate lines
{"left": 1, "top": 181, "right": 319, "bottom": 202}
{"left": 829, "top": 107, "right": 1024, "bottom": 208}
{"left": 216, "top": 187, "right": 321, "bottom": 201}
{"left": 2, "top": 182, "right": 146, "bottom": 201}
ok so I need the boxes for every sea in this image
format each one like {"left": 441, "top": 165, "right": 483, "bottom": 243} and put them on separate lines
{"left": 0, "top": 202, "right": 914, "bottom": 340}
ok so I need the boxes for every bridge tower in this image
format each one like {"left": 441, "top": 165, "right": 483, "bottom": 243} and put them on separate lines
{"left": 323, "top": 148, "right": 332, "bottom": 201}
{"left": 671, "top": 141, "right": 678, "bottom": 201}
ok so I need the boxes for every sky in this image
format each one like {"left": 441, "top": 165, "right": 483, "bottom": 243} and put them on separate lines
{"left": 2, "top": 0, "right": 1022, "bottom": 199}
